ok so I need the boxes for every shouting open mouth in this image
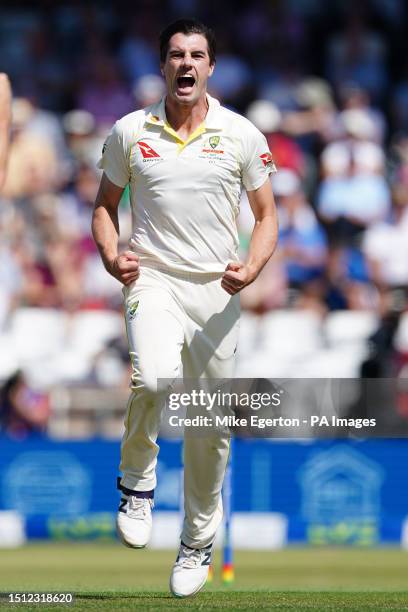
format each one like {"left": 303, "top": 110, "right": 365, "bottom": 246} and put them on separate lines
{"left": 176, "top": 74, "right": 196, "bottom": 95}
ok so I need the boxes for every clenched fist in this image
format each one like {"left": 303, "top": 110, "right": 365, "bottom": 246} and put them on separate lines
{"left": 221, "top": 261, "right": 256, "bottom": 295}
{"left": 109, "top": 251, "right": 140, "bottom": 286}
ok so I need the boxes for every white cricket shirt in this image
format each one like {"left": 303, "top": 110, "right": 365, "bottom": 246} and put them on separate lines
{"left": 98, "top": 94, "right": 276, "bottom": 275}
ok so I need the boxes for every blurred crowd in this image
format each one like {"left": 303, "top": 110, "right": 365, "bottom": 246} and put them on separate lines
{"left": 3, "top": 0, "right": 408, "bottom": 435}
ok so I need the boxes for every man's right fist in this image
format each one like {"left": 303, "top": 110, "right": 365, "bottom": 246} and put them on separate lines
{"left": 109, "top": 251, "right": 140, "bottom": 286}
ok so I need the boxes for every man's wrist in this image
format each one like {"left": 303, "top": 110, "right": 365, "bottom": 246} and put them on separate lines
{"left": 245, "top": 261, "right": 259, "bottom": 281}
{"left": 103, "top": 254, "right": 118, "bottom": 274}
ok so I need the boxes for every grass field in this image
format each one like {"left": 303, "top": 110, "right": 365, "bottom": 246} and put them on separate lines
{"left": 0, "top": 543, "right": 407, "bottom": 610}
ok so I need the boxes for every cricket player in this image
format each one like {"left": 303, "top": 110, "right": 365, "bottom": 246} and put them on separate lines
{"left": 0, "top": 73, "right": 11, "bottom": 190}
{"left": 92, "top": 19, "right": 278, "bottom": 597}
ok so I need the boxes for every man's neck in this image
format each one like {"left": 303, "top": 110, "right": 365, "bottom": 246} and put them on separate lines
{"left": 165, "top": 95, "right": 209, "bottom": 140}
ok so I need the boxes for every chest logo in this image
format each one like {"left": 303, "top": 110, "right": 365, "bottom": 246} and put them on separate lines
{"left": 137, "top": 141, "right": 161, "bottom": 159}
{"left": 209, "top": 136, "right": 220, "bottom": 149}
{"left": 201, "top": 135, "right": 224, "bottom": 155}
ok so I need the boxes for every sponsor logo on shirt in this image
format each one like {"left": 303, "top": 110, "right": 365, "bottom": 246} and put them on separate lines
{"left": 259, "top": 151, "right": 276, "bottom": 170}
{"left": 137, "top": 141, "right": 161, "bottom": 160}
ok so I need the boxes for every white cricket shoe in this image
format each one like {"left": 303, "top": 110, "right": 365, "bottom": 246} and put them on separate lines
{"left": 170, "top": 542, "right": 212, "bottom": 598}
{"left": 116, "top": 495, "right": 154, "bottom": 548}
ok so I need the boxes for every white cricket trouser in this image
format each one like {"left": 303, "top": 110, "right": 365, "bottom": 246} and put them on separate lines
{"left": 120, "top": 266, "right": 240, "bottom": 548}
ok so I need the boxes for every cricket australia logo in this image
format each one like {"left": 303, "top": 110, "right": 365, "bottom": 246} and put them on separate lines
{"left": 201, "top": 135, "right": 224, "bottom": 156}
{"left": 127, "top": 300, "right": 139, "bottom": 321}
{"left": 209, "top": 136, "right": 220, "bottom": 149}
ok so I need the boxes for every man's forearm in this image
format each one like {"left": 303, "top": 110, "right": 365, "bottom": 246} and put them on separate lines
{"left": 246, "top": 215, "right": 278, "bottom": 278}
{"left": 92, "top": 174, "right": 139, "bottom": 286}
{"left": 0, "top": 74, "right": 11, "bottom": 190}
{"left": 0, "top": 121, "right": 10, "bottom": 188}
{"left": 92, "top": 203, "right": 120, "bottom": 272}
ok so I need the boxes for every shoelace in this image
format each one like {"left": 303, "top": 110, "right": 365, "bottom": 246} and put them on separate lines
{"left": 127, "top": 497, "right": 153, "bottom": 520}
{"left": 176, "top": 545, "right": 207, "bottom": 569}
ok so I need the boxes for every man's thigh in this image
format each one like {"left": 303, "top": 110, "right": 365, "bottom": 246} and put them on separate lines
{"left": 124, "top": 272, "right": 185, "bottom": 392}
{"left": 181, "top": 279, "right": 240, "bottom": 380}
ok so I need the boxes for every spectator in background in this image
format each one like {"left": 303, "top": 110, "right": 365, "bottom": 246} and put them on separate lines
{"left": 281, "top": 77, "right": 340, "bottom": 146}
{"left": 318, "top": 148, "right": 388, "bottom": 310}
{"left": 322, "top": 244, "right": 377, "bottom": 312}
{"left": 58, "top": 163, "right": 102, "bottom": 243}
{"left": 0, "top": 371, "right": 50, "bottom": 439}
{"left": 273, "top": 169, "right": 327, "bottom": 289}
{"left": 318, "top": 115, "right": 390, "bottom": 246}
{"left": 0, "top": 73, "right": 11, "bottom": 190}
{"left": 239, "top": 169, "right": 327, "bottom": 314}
{"left": 338, "top": 82, "right": 386, "bottom": 144}
{"left": 315, "top": 99, "right": 391, "bottom": 312}
{"left": 62, "top": 109, "right": 99, "bottom": 173}
{"left": 246, "top": 100, "right": 305, "bottom": 177}
{"left": 363, "top": 166, "right": 408, "bottom": 310}
{"left": 58, "top": 163, "right": 129, "bottom": 309}
{"left": 273, "top": 77, "right": 343, "bottom": 196}
{"left": 2, "top": 98, "right": 61, "bottom": 200}
{"left": 9, "top": 96, "right": 67, "bottom": 164}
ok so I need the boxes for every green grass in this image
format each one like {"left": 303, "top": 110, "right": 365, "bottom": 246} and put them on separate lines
{"left": 0, "top": 543, "right": 407, "bottom": 610}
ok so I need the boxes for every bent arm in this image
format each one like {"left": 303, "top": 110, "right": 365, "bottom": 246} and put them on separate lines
{"left": 246, "top": 177, "right": 279, "bottom": 277}
{"left": 221, "top": 177, "right": 278, "bottom": 295}
{"left": 92, "top": 174, "right": 140, "bottom": 286}
{"left": 92, "top": 173, "right": 124, "bottom": 271}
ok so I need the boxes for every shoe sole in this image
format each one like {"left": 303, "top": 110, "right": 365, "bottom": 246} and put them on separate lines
{"left": 116, "top": 525, "right": 148, "bottom": 549}
{"left": 169, "top": 574, "right": 208, "bottom": 598}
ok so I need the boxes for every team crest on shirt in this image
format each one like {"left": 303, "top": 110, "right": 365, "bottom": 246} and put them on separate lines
{"left": 209, "top": 136, "right": 220, "bottom": 149}
{"left": 201, "top": 135, "right": 224, "bottom": 157}
{"left": 127, "top": 300, "right": 139, "bottom": 320}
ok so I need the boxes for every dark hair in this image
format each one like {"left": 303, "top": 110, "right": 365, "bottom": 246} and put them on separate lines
{"left": 159, "top": 19, "right": 216, "bottom": 65}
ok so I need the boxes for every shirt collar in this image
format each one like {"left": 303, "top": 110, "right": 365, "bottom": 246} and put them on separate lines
{"left": 144, "top": 97, "right": 166, "bottom": 126}
{"left": 204, "top": 94, "right": 223, "bottom": 130}
{"left": 145, "top": 94, "right": 223, "bottom": 130}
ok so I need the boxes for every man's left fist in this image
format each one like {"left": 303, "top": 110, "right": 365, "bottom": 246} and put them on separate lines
{"left": 221, "top": 261, "right": 256, "bottom": 295}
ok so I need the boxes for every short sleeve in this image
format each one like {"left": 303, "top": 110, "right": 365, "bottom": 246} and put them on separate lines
{"left": 97, "top": 121, "right": 130, "bottom": 188}
{"left": 241, "top": 125, "right": 277, "bottom": 191}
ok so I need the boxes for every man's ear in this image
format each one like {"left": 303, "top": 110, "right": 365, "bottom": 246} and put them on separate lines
{"left": 208, "top": 62, "right": 215, "bottom": 77}
{"left": 160, "top": 63, "right": 164, "bottom": 77}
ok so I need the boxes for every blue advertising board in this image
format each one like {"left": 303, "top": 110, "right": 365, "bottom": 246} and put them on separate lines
{"left": 0, "top": 438, "right": 407, "bottom": 544}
